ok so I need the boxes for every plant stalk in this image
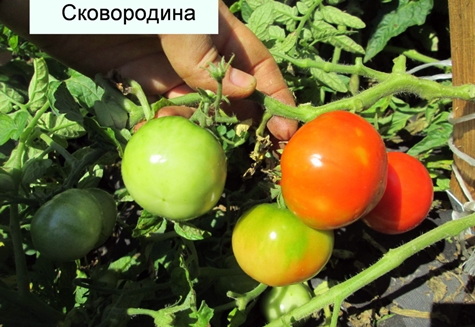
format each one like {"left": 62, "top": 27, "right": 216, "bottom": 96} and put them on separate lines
{"left": 264, "top": 213, "right": 475, "bottom": 327}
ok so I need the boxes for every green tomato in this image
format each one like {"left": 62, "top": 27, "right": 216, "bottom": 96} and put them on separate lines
{"left": 232, "top": 204, "right": 334, "bottom": 287}
{"left": 121, "top": 116, "right": 227, "bottom": 220}
{"left": 0, "top": 169, "right": 13, "bottom": 192}
{"left": 260, "top": 283, "right": 313, "bottom": 324}
{"left": 85, "top": 188, "right": 118, "bottom": 246}
{"left": 30, "top": 189, "right": 103, "bottom": 262}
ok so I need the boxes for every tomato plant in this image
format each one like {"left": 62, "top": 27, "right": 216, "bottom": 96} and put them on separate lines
{"left": 30, "top": 189, "right": 103, "bottom": 262}
{"left": 260, "top": 282, "right": 313, "bottom": 324}
{"left": 280, "top": 111, "right": 388, "bottom": 230}
{"left": 121, "top": 116, "right": 227, "bottom": 221}
{"left": 362, "top": 152, "right": 434, "bottom": 234}
{"left": 232, "top": 203, "right": 334, "bottom": 287}
{"left": 3, "top": 2, "right": 475, "bottom": 326}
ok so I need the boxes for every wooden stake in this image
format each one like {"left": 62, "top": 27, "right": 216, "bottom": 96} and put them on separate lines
{"left": 448, "top": 1, "right": 475, "bottom": 203}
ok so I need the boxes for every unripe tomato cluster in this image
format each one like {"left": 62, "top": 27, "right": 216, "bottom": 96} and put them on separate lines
{"left": 233, "top": 111, "right": 434, "bottom": 287}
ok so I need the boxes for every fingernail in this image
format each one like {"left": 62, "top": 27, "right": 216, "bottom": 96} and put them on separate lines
{"left": 230, "top": 69, "right": 256, "bottom": 89}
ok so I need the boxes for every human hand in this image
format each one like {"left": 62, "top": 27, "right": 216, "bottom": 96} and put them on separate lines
{"left": 0, "top": 0, "right": 298, "bottom": 140}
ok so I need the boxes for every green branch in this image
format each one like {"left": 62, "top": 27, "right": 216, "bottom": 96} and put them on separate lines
{"left": 271, "top": 52, "right": 389, "bottom": 81}
{"left": 264, "top": 213, "right": 475, "bottom": 327}
{"left": 248, "top": 73, "right": 475, "bottom": 123}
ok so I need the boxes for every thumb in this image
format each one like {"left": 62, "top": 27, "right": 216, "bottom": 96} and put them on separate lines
{"left": 160, "top": 34, "right": 256, "bottom": 99}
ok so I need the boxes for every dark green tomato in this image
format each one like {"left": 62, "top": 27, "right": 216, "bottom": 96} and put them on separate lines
{"left": 260, "top": 282, "right": 313, "bottom": 324}
{"left": 121, "top": 116, "right": 227, "bottom": 221}
{"left": 232, "top": 204, "right": 334, "bottom": 287}
{"left": 0, "top": 170, "right": 13, "bottom": 192}
{"left": 85, "top": 188, "right": 117, "bottom": 246}
{"left": 30, "top": 189, "right": 103, "bottom": 262}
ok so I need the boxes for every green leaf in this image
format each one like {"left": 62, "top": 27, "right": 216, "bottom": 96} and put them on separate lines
{"left": 21, "top": 158, "right": 52, "bottom": 185}
{"left": 66, "top": 72, "right": 104, "bottom": 109}
{"left": 108, "top": 253, "right": 141, "bottom": 273}
{"left": 246, "top": 2, "right": 274, "bottom": 40}
{"left": 11, "top": 110, "right": 29, "bottom": 140}
{"left": 132, "top": 211, "right": 166, "bottom": 237}
{"left": 0, "top": 81, "right": 24, "bottom": 114}
{"left": 0, "top": 113, "right": 15, "bottom": 145}
{"left": 320, "top": 5, "right": 366, "bottom": 29}
{"left": 364, "top": 0, "right": 434, "bottom": 62}
{"left": 296, "top": 1, "right": 309, "bottom": 15}
{"left": 312, "top": 20, "right": 365, "bottom": 54}
{"left": 407, "top": 121, "right": 452, "bottom": 156}
{"left": 190, "top": 302, "right": 214, "bottom": 327}
{"left": 173, "top": 222, "right": 211, "bottom": 241}
{"left": 40, "top": 112, "right": 86, "bottom": 139}
{"left": 47, "top": 81, "right": 84, "bottom": 123}
{"left": 27, "top": 57, "right": 49, "bottom": 112}
{"left": 93, "top": 96, "right": 129, "bottom": 130}
{"left": 309, "top": 68, "right": 348, "bottom": 93}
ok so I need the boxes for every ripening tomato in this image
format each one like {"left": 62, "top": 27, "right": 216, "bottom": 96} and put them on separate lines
{"left": 361, "top": 152, "right": 433, "bottom": 234}
{"left": 280, "top": 111, "right": 387, "bottom": 230}
{"left": 232, "top": 204, "right": 334, "bottom": 287}
{"left": 121, "top": 116, "right": 227, "bottom": 220}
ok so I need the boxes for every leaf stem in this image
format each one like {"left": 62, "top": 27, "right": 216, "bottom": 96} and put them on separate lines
{"left": 384, "top": 45, "right": 444, "bottom": 65}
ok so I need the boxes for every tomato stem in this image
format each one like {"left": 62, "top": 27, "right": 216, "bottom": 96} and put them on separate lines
{"left": 249, "top": 74, "right": 475, "bottom": 123}
{"left": 264, "top": 213, "right": 475, "bottom": 327}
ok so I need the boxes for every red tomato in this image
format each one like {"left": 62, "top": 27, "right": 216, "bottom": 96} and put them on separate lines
{"left": 280, "top": 111, "right": 387, "bottom": 230}
{"left": 232, "top": 204, "right": 334, "bottom": 287}
{"left": 362, "top": 152, "right": 433, "bottom": 234}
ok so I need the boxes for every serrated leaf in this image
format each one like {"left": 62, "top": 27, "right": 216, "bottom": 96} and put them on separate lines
{"left": 190, "top": 302, "right": 214, "bottom": 327}
{"left": 244, "top": 0, "right": 271, "bottom": 11}
{"left": 271, "top": 33, "right": 298, "bottom": 54}
{"left": 48, "top": 81, "right": 84, "bottom": 122}
{"left": 11, "top": 110, "right": 29, "bottom": 140}
{"left": 268, "top": 25, "right": 286, "bottom": 40}
{"left": 21, "top": 158, "right": 52, "bottom": 185}
{"left": 407, "top": 121, "right": 452, "bottom": 156}
{"left": 272, "top": 2, "right": 298, "bottom": 29}
{"left": 173, "top": 222, "right": 211, "bottom": 241}
{"left": 310, "top": 68, "right": 348, "bottom": 93}
{"left": 320, "top": 5, "right": 366, "bottom": 29}
{"left": 364, "top": 0, "right": 434, "bottom": 62}
{"left": 311, "top": 20, "right": 365, "bottom": 54}
{"left": 0, "top": 113, "right": 15, "bottom": 145}
{"left": 0, "top": 81, "right": 24, "bottom": 114}
{"left": 247, "top": 2, "right": 274, "bottom": 40}
{"left": 27, "top": 58, "right": 49, "bottom": 112}
{"left": 132, "top": 211, "right": 166, "bottom": 237}
{"left": 240, "top": 0, "right": 253, "bottom": 22}
{"left": 325, "top": 34, "right": 365, "bottom": 55}
{"left": 40, "top": 112, "right": 86, "bottom": 139}
{"left": 66, "top": 72, "right": 104, "bottom": 109}
{"left": 93, "top": 97, "right": 128, "bottom": 130}
{"left": 296, "top": 1, "right": 309, "bottom": 15}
